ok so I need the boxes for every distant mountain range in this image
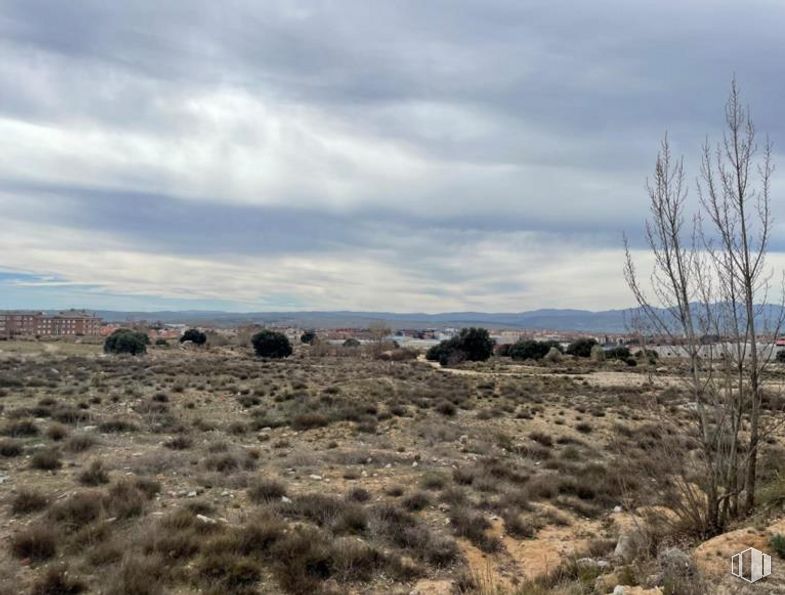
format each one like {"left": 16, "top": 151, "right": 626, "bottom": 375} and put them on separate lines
{"left": 88, "top": 308, "right": 642, "bottom": 333}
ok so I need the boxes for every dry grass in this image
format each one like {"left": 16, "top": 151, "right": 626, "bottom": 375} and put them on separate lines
{"left": 0, "top": 344, "right": 749, "bottom": 593}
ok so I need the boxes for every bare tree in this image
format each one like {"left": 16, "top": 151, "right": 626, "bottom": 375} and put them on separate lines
{"left": 368, "top": 321, "right": 392, "bottom": 354}
{"left": 624, "top": 80, "right": 779, "bottom": 535}
{"left": 697, "top": 78, "right": 778, "bottom": 513}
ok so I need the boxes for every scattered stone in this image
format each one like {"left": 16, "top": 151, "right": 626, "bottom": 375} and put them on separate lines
{"left": 196, "top": 514, "right": 217, "bottom": 524}
{"left": 309, "top": 474, "right": 322, "bottom": 480}
{"left": 614, "top": 529, "right": 647, "bottom": 563}
{"left": 655, "top": 547, "right": 695, "bottom": 585}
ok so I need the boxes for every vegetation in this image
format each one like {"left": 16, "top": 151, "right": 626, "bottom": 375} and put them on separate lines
{"left": 604, "top": 346, "right": 631, "bottom": 360}
{"left": 624, "top": 80, "right": 778, "bottom": 536}
{"left": 251, "top": 330, "right": 293, "bottom": 358}
{"left": 426, "top": 327, "right": 495, "bottom": 366}
{"left": 508, "top": 339, "right": 562, "bottom": 361}
{"left": 300, "top": 330, "right": 317, "bottom": 344}
{"left": 565, "top": 338, "right": 597, "bottom": 358}
{"left": 103, "top": 329, "right": 149, "bottom": 355}
{"left": 180, "top": 328, "right": 207, "bottom": 345}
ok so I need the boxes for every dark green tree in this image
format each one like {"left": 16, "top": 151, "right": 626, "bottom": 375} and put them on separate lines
{"left": 566, "top": 338, "right": 598, "bottom": 358}
{"left": 300, "top": 330, "right": 317, "bottom": 344}
{"left": 605, "top": 346, "right": 631, "bottom": 360}
{"left": 508, "top": 340, "right": 550, "bottom": 361}
{"left": 104, "top": 329, "right": 149, "bottom": 355}
{"left": 180, "top": 329, "right": 207, "bottom": 345}
{"left": 426, "top": 327, "right": 495, "bottom": 366}
{"left": 251, "top": 330, "right": 293, "bottom": 358}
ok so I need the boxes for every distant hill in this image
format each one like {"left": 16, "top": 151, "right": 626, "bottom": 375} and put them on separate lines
{"left": 89, "top": 308, "right": 640, "bottom": 332}
{"left": 78, "top": 304, "right": 785, "bottom": 334}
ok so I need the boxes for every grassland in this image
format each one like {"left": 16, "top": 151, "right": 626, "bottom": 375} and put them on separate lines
{"left": 1, "top": 341, "right": 784, "bottom": 594}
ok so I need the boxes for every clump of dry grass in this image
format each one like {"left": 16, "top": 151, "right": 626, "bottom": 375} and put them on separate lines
{"left": 10, "top": 524, "right": 58, "bottom": 561}
{"left": 11, "top": 488, "right": 49, "bottom": 515}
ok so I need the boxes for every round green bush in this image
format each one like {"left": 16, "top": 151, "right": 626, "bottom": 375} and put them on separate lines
{"left": 566, "top": 338, "right": 598, "bottom": 358}
{"left": 509, "top": 340, "right": 550, "bottom": 361}
{"left": 104, "top": 329, "right": 149, "bottom": 355}
{"left": 426, "top": 327, "right": 495, "bottom": 366}
{"left": 180, "top": 329, "right": 207, "bottom": 345}
{"left": 251, "top": 330, "right": 292, "bottom": 359}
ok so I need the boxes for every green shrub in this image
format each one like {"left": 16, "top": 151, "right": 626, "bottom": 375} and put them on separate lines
{"left": 104, "top": 329, "right": 149, "bottom": 355}
{"left": 426, "top": 328, "right": 495, "bottom": 366}
{"left": 180, "top": 329, "right": 207, "bottom": 345}
{"left": 300, "top": 330, "right": 317, "bottom": 344}
{"left": 605, "top": 346, "right": 631, "bottom": 360}
{"left": 509, "top": 340, "right": 550, "bottom": 361}
{"left": 771, "top": 533, "right": 785, "bottom": 558}
{"left": 566, "top": 338, "right": 598, "bottom": 358}
{"left": 251, "top": 330, "right": 292, "bottom": 359}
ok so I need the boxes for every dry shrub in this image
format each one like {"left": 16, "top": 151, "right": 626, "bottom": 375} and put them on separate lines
{"left": 45, "top": 422, "right": 69, "bottom": 441}
{"left": 106, "top": 554, "right": 166, "bottom": 595}
{"left": 0, "top": 438, "right": 22, "bottom": 457}
{"left": 11, "top": 488, "right": 49, "bottom": 515}
{"left": 79, "top": 460, "right": 110, "bottom": 486}
{"left": 65, "top": 433, "right": 96, "bottom": 452}
{"left": 30, "top": 564, "right": 86, "bottom": 595}
{"left": 248, "top": 478, "right": 287, "bottom": 504}
{"left": 10, "top": 524, "right": 58, "bottom": 561}
{"left": 30, "top": 447, "right": 62, "bottom": 471}
{"left": 271, "top": 526, "right": 333, "bottom": 593}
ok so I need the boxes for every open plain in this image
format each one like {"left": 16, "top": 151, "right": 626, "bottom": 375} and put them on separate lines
{"left": 2, "top": 341, "right": 785, "bottom": 594}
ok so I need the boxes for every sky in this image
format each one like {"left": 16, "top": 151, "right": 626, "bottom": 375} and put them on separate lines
{"left": 1, "top": 1, "right": 784, "bottom": 313}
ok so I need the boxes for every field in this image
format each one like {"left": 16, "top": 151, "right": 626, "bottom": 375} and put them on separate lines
{"left": 1, "top": 342, "right": 785, "bottom": 594}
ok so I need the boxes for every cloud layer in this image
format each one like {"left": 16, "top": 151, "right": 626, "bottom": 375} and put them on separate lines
{"left": 0, "top": 0, "right": 783, "bottom": 311}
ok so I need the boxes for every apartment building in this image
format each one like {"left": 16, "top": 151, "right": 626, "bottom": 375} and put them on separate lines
{"left": 0, "top": 310, "right": 103, "bottom": 337}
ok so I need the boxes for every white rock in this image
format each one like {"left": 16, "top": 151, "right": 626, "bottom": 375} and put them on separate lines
{"left": 309, "top": 474, "right": 322, "bottom": 480}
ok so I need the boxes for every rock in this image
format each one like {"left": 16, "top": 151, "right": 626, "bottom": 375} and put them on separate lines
{"left": 309, "top": 474, "right": 322, "bottom": 480}
{"left": 186, "top": 490, "right": 197, "bottom": 498}
{"left": 196, "top": 514, "right": 217, "bottom": 524}
{"left": 595, "top": 572, "right": 620, "bottom": 593}
{"left": 614, "top": 530, "right": 647, "bottom": 563}
{"left": 281, "top": 496, "right": 292, "bottom": 503}
{"left": 655, "top": 547, "right": 695, "bottom": 585}
{"left": 614, "top": 505, "right": 623, "bottom": 513}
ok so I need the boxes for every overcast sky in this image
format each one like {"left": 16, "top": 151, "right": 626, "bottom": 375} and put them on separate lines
{"left": 0, "top": 1, "right": 783, "bottom": 312}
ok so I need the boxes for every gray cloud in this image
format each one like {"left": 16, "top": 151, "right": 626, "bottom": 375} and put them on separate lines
{"left": 0, "top": 0, "right": 782, "bottom": 310}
